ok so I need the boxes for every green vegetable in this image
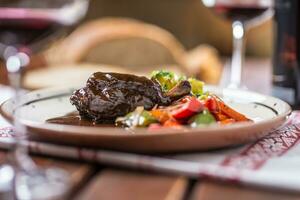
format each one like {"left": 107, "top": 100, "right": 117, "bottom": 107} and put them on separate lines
{"left": 150, "top": 70, "right": 205, "bottom": 96}
{"left": 115, "top": 107, "right": 157, "bottom": 128}
{"left": 151, "top": 70, "right": 185, "bottom": 92}
{"left": 188, "top": 78, "right": 204, "bottom": 96}
{"left": 189, "top": 109, "right": 216, "bottom": 127}
{"left": 198, "top": 91, "right": 210, "bottom": 100}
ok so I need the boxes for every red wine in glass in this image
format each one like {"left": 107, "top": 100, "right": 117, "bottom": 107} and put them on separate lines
{"left": 202, "top": 0, "right": 273, "bottom": 22}
{"left": 0, "top": 4, "right": 86, "bottom": 56}
{"left": 201, "top": 0, "right": 273, "bottom": 88}
{"left": 0, "top": 18, "right": 62, "bottom": 51}
{"left": 213, "top": 4, "right": 269, "bottom": 21}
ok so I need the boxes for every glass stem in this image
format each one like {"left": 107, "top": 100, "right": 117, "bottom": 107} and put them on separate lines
{"left": 230, "top": 21, "right": 245, "bottom": 88}
{"left": 6, "top": 54, "right": 36, "bottom": 172}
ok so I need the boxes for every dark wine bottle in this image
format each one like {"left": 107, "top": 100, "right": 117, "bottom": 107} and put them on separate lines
{"left": 272, "top": 0, "right": 300, "bottom": 108}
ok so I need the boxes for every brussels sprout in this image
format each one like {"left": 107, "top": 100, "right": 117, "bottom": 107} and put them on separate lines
{"left": 151, "top": 70, "right": 204, "bottom": 96}
{"left": 198, "top": 91, "right": 210, "bottom": 100}
{"left": 151, "top": 70, "right": 185, "bottom": 92}
{"left": 188, "top": 78, "right": 204, "bottom": 96}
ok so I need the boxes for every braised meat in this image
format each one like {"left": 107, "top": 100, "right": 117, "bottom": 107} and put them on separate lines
{"left": 70, "top": 72, "right": 191, "bottom": 122}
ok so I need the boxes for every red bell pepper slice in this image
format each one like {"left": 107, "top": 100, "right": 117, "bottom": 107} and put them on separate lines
{"left": 170, "top": 97, "right": 204, "bottom": 119}
{"left": 204, "top": 96, "right": 219, "bottom": 113}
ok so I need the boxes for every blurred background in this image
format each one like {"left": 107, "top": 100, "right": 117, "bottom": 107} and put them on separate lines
{"left": 0, "top": 0, "right": 273, "bottom": 88}
{"left": 84, "top": 0, "right": 272, "bottom": 57}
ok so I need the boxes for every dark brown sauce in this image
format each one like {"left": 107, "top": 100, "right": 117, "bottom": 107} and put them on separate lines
{"left": 46, "top": 111, "right": 116, "bottom": 127}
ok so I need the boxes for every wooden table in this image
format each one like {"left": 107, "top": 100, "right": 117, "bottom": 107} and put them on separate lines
{"left": 3, "top": 59, "right": 300, "bottom": 200}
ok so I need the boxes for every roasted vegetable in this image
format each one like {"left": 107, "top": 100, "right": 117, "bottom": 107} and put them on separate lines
{"left": 213, "top": 96, "right": 251, "bottom": 122}
{"left": 188, "top": 78, "right": 204, "bottom": 96}
{"left": 169, "top": 97, "right": 204, "bottom": 119}
{"left": 189, "top": 109, "right": 216, "bottom": 127}
{"left": 164, "top": 80, "right": 192, "bottom": 102}
{"left": 150, "top": 109, "right": 171, "bottom": 123}
{"left": 204, "top": 96, "right": 219, "bottom": 113}
{"left": 151, "top": 70, "right": 185, "bottom": 92}
{"left": 151, "top": 70, "right": 204, "bottom": 96}
{"left": 219, "top": 118, "right": 235, "bottom": 125}
{"left": 213, "top": 112, "right": 229, "bottom": 121}
{"left": 116, "top": 107, "right": 157, "bottom": 128}
{"left": 198, "top": 91, "right": 210, "bottom": 100}
{"left": 163, "top": 119, "right": 182, "bottom": 128}
{"left": 113, "top": 71, "right": 252, "bottom": 129}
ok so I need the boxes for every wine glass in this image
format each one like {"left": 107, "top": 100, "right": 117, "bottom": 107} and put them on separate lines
{"left": 0, "top": 0, "right": 89, "bottom": 199}
{"left": 201, "top": 0, "right": 273, "bottom": 89}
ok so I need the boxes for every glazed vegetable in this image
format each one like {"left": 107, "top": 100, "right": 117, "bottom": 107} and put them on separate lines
{"left": 114, "top": 70, "right": 252, "bottom": 129}
{"left": 188, "top": 78, "right": 204, "bottom": 96}
{"left": 116, "top": 107, "right": 157, "bottom": 127}
{"left": 213, "top": 96, "right": 251, "bottom": 122}
{"left": 219, "top": 118, "right": 235, "bottom": 125}
{"left": 165, "top": 80, "right": 192, "bottom": 102}
{"left": 204, "top": 96, "right": 219, "bottom": 113}
{"left": 198, "top": 91, "right": 210, "bottom": 100}
{"left": 151, "top": 70, "right": 185, "bottom": 92}
{"left": 169, "top": 97, "right": 204, "bottom": 119}
{"left": 214, "top": 112, "right": 229, "bottom": 121}
{"left": 163, "top": 119, "right": 182, "bottom": 128}
{"left": 151, "top": 70, "right": 204, "bottom": 96}
{"left": 150, "top": 109, "right": 171, "bottom": 123}
{"left": 189, "top": 109, "right": 216, "bottom": 127}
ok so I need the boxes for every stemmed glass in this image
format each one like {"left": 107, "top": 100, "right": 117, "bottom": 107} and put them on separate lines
{"left": 201, "top": 0, "right": 273, "bottom": 88}
{"left": 0, "top": 0, "right": 89, "bottom": 199}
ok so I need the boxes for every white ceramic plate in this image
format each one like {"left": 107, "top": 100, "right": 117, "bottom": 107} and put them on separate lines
{"left": 0, "top": 85, "right": 291, "bottom": 153}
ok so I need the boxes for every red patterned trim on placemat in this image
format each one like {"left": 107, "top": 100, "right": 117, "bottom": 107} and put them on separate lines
{"left": 221, "top": 123, "right": 300, "bottom": 170}
{"left": 285, "top": 111, "right": 300, "bottom": 126}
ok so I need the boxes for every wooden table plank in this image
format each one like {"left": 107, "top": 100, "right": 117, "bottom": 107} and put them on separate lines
{"left": 191, "top": 182, "right": 300, "bottom": 200}
{"left": 0, "top": 151, "right": 96, "bottom": 198}
{"left": 32, "top": 156, "right": 95, "bottom": 190}
{"left": 75, "top": 169, "right": 187, "bottom": 200}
